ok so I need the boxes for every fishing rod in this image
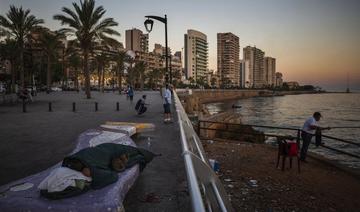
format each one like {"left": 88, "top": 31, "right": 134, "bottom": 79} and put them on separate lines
{"left": 330, "top": 126, "right": 360, "bottom": 129}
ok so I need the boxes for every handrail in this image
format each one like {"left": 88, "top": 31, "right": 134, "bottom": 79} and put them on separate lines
{"left": 200, "top": 120, "right": 299, "bottom": 131}
{"left": 174, "top": 92, "right": 233, "bottom": 212}
{"left": 199, "top": 120, "right": 359, "bottom": 146}
{"left": 198, "top": 120, "right": 360, "bottom": 160}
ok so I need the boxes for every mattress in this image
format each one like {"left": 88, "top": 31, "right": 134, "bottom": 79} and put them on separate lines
{"left": 0, "top": 128, "right": 140, "bottom": 212}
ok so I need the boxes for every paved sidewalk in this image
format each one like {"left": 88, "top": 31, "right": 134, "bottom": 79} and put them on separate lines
{"left": 0, "top": 91, "right": 190, "bottom": 211}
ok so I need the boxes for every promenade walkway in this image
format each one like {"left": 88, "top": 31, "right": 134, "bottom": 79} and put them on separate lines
{"left": 0, "top": 91, "right": 190, "bottom": 211}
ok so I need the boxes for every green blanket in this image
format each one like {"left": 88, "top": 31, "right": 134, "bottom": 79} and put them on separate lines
{"left": 62, "top": 143, "right": 156, "bottom": 189}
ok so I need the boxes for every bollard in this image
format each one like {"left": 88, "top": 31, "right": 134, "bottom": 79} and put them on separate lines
{"left": 22, "top": 99, "right": 26, "bottom": 113}
{"left": 116, "top": 102, "right": 119, "bottom": 111}
{"left": 48, "top": 102, "right": 52, "bottom": 112}
{"left": 95, "top": 102, "right": 98, "bottom": 111}
{"left": 72, "top": 102, "right": 76, "bottom": 112}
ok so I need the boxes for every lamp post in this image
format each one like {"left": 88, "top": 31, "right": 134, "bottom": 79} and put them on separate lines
{"left": 144, "top": 15, "right": 170, "bottom": 84}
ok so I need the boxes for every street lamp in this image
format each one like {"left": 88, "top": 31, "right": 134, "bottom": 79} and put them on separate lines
{"left": 144, "top": 15, "right": 170, "bottom": 84}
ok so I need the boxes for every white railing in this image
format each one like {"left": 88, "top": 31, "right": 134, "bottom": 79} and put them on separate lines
{"left": 174, "top": 92, "right": 234, "bottom": 212}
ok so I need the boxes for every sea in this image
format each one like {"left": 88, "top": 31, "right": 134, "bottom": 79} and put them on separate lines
{"left": 205, "top": 93, "right": 360, "bottom": 168}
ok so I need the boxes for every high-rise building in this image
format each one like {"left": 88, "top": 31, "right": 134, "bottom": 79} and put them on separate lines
{"left": 217, "top": 32, "right": 240, "bottom": 87}
{"left": 264, "top": 57, "right": 276, "bottom": 87}
{"left": 170, "top": 54, "right": 182, "bottom": 83}
{"left": 184, "top": 29, "right": 208, "bottom": 81}
{"left": 125, "top": 28, "right": 149, "bottom": 53}
{"left": 275, "top": 72, "right": 283, "bottom": 87}
{"left": 239, "top": 59, "right": 251, "bottom": 88}
{"left": 243, "top": 46, "right": 265, "bottom": 88}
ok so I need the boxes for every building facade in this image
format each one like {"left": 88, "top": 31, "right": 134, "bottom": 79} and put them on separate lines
{"left": 286, "top": 81, "right": 300, "bottom": 90}
{"left": 275, "top": 72, "right": 283, "bottom": 87}
{"left": 153, "top": 43, "right": 171, "bottom": 56}
{"left": 184, "top": 29, "right": 208, "bottom": 82}
{"left": 264, "top": 57, "right": 276, "bottom": 87}
{"left": 243, "top": 46, "right": 265, "bottom": 88}
{"left": 125, "top": 28, "right": 149, "bottom": 53}
{"left": 217, "top": 32, "right": 240, "bottom": 87}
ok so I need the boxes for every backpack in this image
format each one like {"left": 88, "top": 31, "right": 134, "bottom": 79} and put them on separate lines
{"left": 135, "top": 99, "right": 142, "bottom": 110}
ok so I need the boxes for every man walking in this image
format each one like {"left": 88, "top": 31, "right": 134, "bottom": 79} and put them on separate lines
{"left": 163, "top": 84, "right": 172, "bottom": 122}
{"left": 300, "top": 112, "right": 330, "bottom": 162}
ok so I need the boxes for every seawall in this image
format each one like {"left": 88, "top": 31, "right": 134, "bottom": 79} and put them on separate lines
{"left": 179, "top": 89, "right": 270, "bottom": 114}
{"left": 178, "top": 89, "right": 320, "bottom": 114}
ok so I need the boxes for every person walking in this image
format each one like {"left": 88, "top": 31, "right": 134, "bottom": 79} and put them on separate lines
{"left": 127, "top": 85, "right": 134, "bottom": 103}
{"left": 300, "top": 112, "right": 330, "bottom": 162}
{"left": 163, "top": 84, "right": 172, "bottom": 122}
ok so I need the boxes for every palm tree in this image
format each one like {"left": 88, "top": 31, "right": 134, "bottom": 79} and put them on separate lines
{"left": 93, "top": 49, "right": 110, "bottom": 92}
{"left": 68, "top": 53, "right": 82, "bottom": 91}
{"left": 136, "top": 61, "right": 146, "bottom": 90}
{"left": 113, "top": 51, "right": 130, "bottom": 94}
{"left": 54, "top": 0, "right": 119, "bottom": 99}
{"left": 147, "top": 68, "right": 165, "bottom": 89}
{"left": 37, "top": 29, "right": 64, "bottom": 93}
{"left": 0, "top": 6, "right": 44, "bottom": 89}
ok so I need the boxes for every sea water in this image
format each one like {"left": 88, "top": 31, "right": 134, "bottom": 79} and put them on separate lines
{"left": 205, "top": 93, "right": 360, "bottom": 168}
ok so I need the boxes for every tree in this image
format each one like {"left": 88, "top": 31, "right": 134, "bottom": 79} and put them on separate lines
{"left": 0, "top": 6, "right": 44, "bottom": 89}
{"left": 54, "top": 0, "right": 119, "bottom": 98}
{"left": 210, "top": 77, "right": 217, "bottom": 88}
{"left": 171, "top": 69, "right": 182, "bottom": 88}
{"left": 134, "top": 61, "right": 146, "bottom": 90}
{"left": 68, "top": 52, "right": 82, "bottom": 91}
{"left": 146, "top": 68, "right": 165, "bottom": 89}
{"left": 37, "top": 29, "right": 64, "bottom": 93}
{"left": 113, "top": 51, "right": 130, "bottom": 93}
{"left": 94, "top": 51, "right": 107, "bottom": 91}
{"left": 189, "top": 77, "right": 195, "bottom": 86}
{"left": 196, "top": 76, "right": 206, "bottom": 88}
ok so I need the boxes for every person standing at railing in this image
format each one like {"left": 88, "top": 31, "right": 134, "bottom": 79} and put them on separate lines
{"left": 300, "top": 112, "right": 331, "bottom": 162}
{"left": 163, "top": 84, "right": 172, "bottom": 123}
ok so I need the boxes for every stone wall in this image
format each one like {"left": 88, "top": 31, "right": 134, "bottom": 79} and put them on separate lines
{"left": 181, "top": 89, "right": 271, "bottom": 114}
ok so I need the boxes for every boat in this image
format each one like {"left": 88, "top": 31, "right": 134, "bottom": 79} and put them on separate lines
{"left": 232, "top": 104, "right": 242, "bottom": 109}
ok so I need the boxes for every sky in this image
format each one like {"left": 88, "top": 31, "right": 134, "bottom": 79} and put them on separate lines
{"left": 1, "top": 0, "right": 360, "bottom": 91}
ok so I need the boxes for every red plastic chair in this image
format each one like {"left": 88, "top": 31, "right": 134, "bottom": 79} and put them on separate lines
{"left": 276, "top": 139, "right": 300, "bottom": 173}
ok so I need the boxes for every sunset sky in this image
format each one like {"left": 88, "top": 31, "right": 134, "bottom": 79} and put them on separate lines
{"left": 1, "top": 0, "right": 359, "bottom": 91}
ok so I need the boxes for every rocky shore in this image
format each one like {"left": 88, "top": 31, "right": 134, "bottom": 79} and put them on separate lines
{"left": 203, "top": 139, "right": 360, "bottom": 211}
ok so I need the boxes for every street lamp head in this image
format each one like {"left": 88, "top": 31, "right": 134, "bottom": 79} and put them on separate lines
{"left": 144, "top": 18, "right": 154, "bottom": 33}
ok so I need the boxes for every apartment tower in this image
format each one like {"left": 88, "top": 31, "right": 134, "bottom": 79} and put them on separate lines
{"left": 217, "top": 32, "right": 240, "bottom": 87}
{"left": 243, "top": 46, "right": 266, "bottom": 88}
{"left": 184, "top": 29, "right": 208, "bottom": 81}
{"left": 125, "top": 28, "right": 149, "bottom": 53}
{"left": 264, "top": 57, "right": 276, "bottom": 87}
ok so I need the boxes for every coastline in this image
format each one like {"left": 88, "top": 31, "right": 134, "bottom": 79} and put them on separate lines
{"left": 179, "top": 89, "right": 324, "bottom": 114}
{"left": 179, "top": 89, "right": 360, "bottom": 210}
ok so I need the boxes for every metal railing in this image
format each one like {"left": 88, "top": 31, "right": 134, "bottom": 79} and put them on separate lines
{"left": 198, "top": 120, "right": 360, "bottom": 160}
{"left": 174, "top": 92, "right": 234, "bottom": 212}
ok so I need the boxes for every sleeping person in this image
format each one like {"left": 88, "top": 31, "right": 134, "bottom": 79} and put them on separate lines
{"left": 39, "top": 143, "right": 157, "bottom": 199}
